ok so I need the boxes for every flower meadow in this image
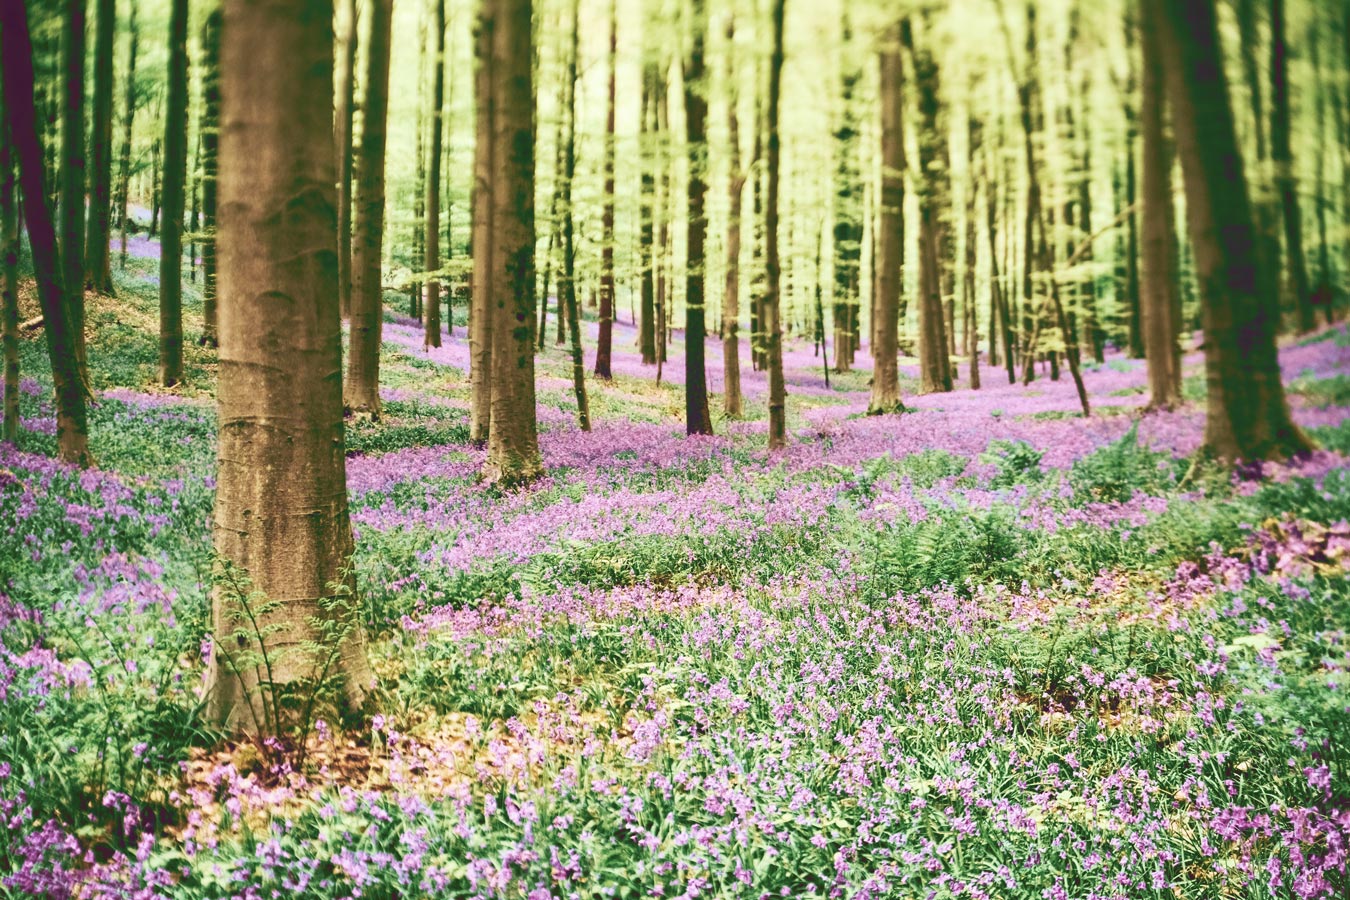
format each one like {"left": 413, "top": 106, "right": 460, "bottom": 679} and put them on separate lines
{"left": 3, "top": 265, "right": 1350, "bottom": 899}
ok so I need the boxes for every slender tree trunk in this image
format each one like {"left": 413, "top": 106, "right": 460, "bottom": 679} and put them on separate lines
{"left": 0, "top": 1, "right": 92, "bottom": 465}
{"left": 1, "top": 72, "right": 18, "bottom": 444}
{"left": 115, "top": 2, "right": 136, "bottom": 267}
{"left": 335, "top": 0, "right": 357, "bottom": 320}
{"left": 410, "top": 6, "right": 426, "bottom": 322}
{"left": 765, "top": 0, "right": 786, "bottom": 448}
{"left": 561, "top": 0, "right": 589, "bottom": 429}
{"left": 639, "top": 63, "right": 657, "bottom": 364}
{"left": 594, "top": 0, "right": 616, "bottom": 379}
{"left": 683, "top": 0, "right": 713, "bottom": 435}
{"left": 1123, "top": 10, "right": 1144, "bottom": 358}
{"left": 832, "top": 17, "right": 861, "bottom": 374}
{"left": 1140, "top": 0, "right": 1182, "bottom": 410}
{"left": 83, "top": 0, "right": 115, "bottom": 293}
{"left": 345, "top": 0, "right": 393, "bottom": 418}
{"left": 1156, "top": 0, "right": 1310, "bottom": 462}
{"left": 1310, "top": 22, "right": 1331, "bottom": 323}
{"left": 469, "top": 2, "right": 494, "bottom": 441}
{"left": 1269, "top": 0, "right": 1313, "bottom": 333}
{"left": 61, "top": 0, "right": 89, "bottom": 384}
{"left": 425, "top": 0, "right": 446, "bottom": 349}
{"left": 965, "top": 114, "right": 981, "bottom": 390}
{"left": 869, "top": 22, "right": 904, "bottom": 413}
{"left": 209, "top": 0, "right": 374, "bottom": 734}
{"left": 984, "top": 145, "right": 1015, "bottom": 382}
{"left": 721, "top": 16, "right": 744, "bottom": 418}
{"left": 158, "top": 0, "right": 188, "bottom": 387}
{"left": 656, "top": 67, "right": 670, "bottom": 371}
{"left": 199, "top": 8, "right": 220, "bottom": 347}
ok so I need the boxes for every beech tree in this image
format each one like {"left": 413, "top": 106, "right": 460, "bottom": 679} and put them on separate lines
{"left": 721, "top": 15, "right": 744, "bottom": 419}
{"left": 158, "top": 0, "right": 188, "bottom": 387}
{"left": 594, "top": 0, "right": 616, "bottom": 380}
{"left": 114, "top": 2, "right": 136, "bottom": 266}
{"left": 424, "top": 0, "right": 446, "bottom": 349}
{"left": 1, "top": 68, "right": 17, "bottom": 444}
{"left": 683, "top": 0, "right": 712, "bottom": 436}
{"left": 334, "top": 0, "right": 357, "bottom": 320}
{"left": 869, "top": 21, "right": 903, "bottom": 414}
{"left": 765, "top": 0, "right": 786, "bottom": 448}
{"left": 61, "top": 0, "right": 88, "bottom": 382}
{"left": 83, "top": 0, "right": 115, "bottom": 294}
{"left": 344, "top": 0, "right": 393, "bottom": 419}
{"left": 1155, "top": 0, "right": 1311, "bottom": 462}
{"left": 209, "top": 0, "right": 374, "bottom": 734}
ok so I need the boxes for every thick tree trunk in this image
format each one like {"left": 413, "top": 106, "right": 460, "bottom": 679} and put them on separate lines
{"left": 0, "top": 1, "right": 92, "bottom": 465}
{"left": 594, "top": 0, "right": 616, "bottom": 379}
{"left": 345, "top": 0, "right": 393, "bottom": 418}
{"left": 469, "top": 4, "right": 494, "bottom": 441}
{"left": 869, "top": 23, "right": 904, "bottom": 414}
{"left": 335, "top": 0, "right": 357, "bottom": 320}
{"left": 1140, "top": 0, "right": 1182, "bottom": 410}
{"left": 1, "top": 74, "right": 18, "bottom": 444}
{"left": 425, "top": 0, "right": 446, "bottom": 349}
{"left": 561, "top": 0, "right": 589, "bottom": 429}
{"left": 200, "top": 8, "right": 220, "bottom": 347}
{"left": 158, "top": 0, "right": 188, "bottom": 387}
{"left": 1156, "top": 0, "right": 1310, "bottom": 462}
{"left": 61, "top": 0, "right": 89, "bottom": 383}
{"left": 209, "top": 0, "right": 374, "bottom": 734}
{"left": 83, "top": 0, "right": 115, "bottom": 294}
{"left": 115, "top": 3, "right": 136, "bottom": 268}
{"left": 1269, "top": 0, "right": 1313, "bottom": 333}
{"left": 765, "top": 0, "right": 786, "bottom": 448}
{"left": 483, "top": 0, "right": 541, "bottom": 483}
{"left": 721, "top": 16, "right": 743, "bottom": 418}
{"left": 683, "top": 0, "right": 713, "bottom": 435}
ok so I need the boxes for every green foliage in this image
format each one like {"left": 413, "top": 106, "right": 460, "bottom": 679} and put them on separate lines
{"left": 980, "top": 439, "right": 1044, "bottom": 487}
{"left": 1067, "top": 422, "right": 1178, "bottom": 502}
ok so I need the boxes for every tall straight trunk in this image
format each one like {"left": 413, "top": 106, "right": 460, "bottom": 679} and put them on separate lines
{"left": 869, "top": 22, "right": 904, "bottom": 414}
{"left": 561, "top": 0, "right": 589, "bottom": 429}
{"left": 1, "top": 2, "right": 92, "bottom": 465}
{"left": 1140, "top": 0, "right": 1182, "bottom": 410}
{"left": 209, "top": 0, "right": 374, "bottom": 734}
{"left": 83, "top": 0, "right": 115, "bottom": 293}
{"left": 1234, "top": 0, "right": 1281, "bottom": 334}
{"left": 984, "top": 146, "right": 1015, "bottom": 382}
{"left": 1016, "top": 1, "right": 1042, "bottom": 381}
{"left": 594, "top": 0, "right": 616, "bottom": 379}
{"left": 469, "top": 2, "right": 494, "bottom": 440}
{"left": 1123, "top": 10, "right": 1144, "bottom": 358}
{"left": 335, "top": 0, "right": 357, "bottom": 320}
{"left": 765, "top": 0, "right": 786, "bottom": 448}
{"left": 1269, "top": 0, "right": 1313, "bottom": 333}
{"left": 483, "top": 0, "right": 540, "bottom": 483}
{"left": 721, "top": 16, "right": 743, "bottom": 418}
{"left": 965, "top": 114, "right": 981, "bottom": 390}
{"left": 425, "top": 0, "right": 446, "bottom": 348}
{"left": 199, "top": 8, "right": 220, "bottom": 347}
{"left": 683, "top": 0, "right": 713, "bottom": 435}
{"left": 832, "top": 17, "right": 861, "bottom": 374}
{"left": 410, "top": 7, "right": 426, "bottom": 322}
{"left": 149, "top": 131, "right": 160, "bottom": 236}
{"left": 1156, "top": 0, "right": 1310, "bottom": 462}
{"left": 750, "top": 99, "right": 763, "bottom": 371}
{"left": 345, "top": 0, "right": 393, "bottom": 418}
{"left": 61, "top": 0, "right": 89, "bottom": 382}
{"left": 1310, "top": 21, "right": 1330, "bottom": 322}
{"left": 542, "top": 84, "right": 565, "bottom": 349}
{"left": 656, "top": 68, "right": 670, "bottom": 370}
{"left": 639, "top": 63, "right": 657, "bottom": 364}
{"left": 903, "top": 17, "right": 951, "bottom": 394}
{"left": 115, "top": 2, "right": 136, "bottom": 267}
{"left": 188, "top": 135, "right": 199, "bottom": 285}
{"left": 158, "top": 0, "right": 188, "bottom": 387}
{"left": 1, "top": 72, "right": 18, "bottom": 444}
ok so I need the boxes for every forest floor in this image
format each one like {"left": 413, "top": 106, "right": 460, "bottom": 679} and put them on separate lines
{"left": 2, "top": 244, "right": 1350, "bottom": 898}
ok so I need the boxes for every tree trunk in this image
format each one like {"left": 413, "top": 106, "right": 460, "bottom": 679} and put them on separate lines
{"left": 345, "top": 0, "right": 393, "bottom": 418}
{"left": 561, "top": 0, "right": 589, "bottom": 429}
{"left": 469, "top": 2, "right": 494, "bottom": 441}
{"left": 721, "top": 16, "right": 743, "bottom": 418}
{"left": 425, "top": 0, "right": 446, "bottom": 349}
{"left": 1269, "top": 0, "right": 1313, "bottom": 333}
{"left": 593, "top": 0, "right": 616, "bottom": 379}
{"left": 158, "top": 0, "right": 188, "bottom": 387}
{"left": 984, "top": 144, "right": 1015, "bottom": 383}
{"left": 61, "top": 0, "right": 89, "bottom": 383}
{"left": 483, "top": 0, "right": 541, "bottom": 483}
{"left": 335, "top": 0, "right": 357, "bottom": 320}
{"left": 1140, "top": 0, "right": 1182, "bottom": 410}
{"left": 1, "top": 71, "right": 18, "bottom": 444}
{"left": 1156, "top": 0, "right": 1310, "bottom": 462}
{"left": 683, "top": 0, "right": 713, "bottom": 435}
{"left": 83, "top": 0, "right": 115, "bottom": 294}
{"left": 765, "top": 0, "right": 786, "bottom": 448}
{"left": 965, "top": 114, "right": 981, "bottom": 391}
{"left": 200, "top": 8, "right": 220, "bottom": 348}
{"left": 0, "top": 1, "right": 92, "bottom": 465}
{"left": 115, "top": 3, "right": 136, "bottom": 268}
{"left": 832, "top": 17, "right": 861, "bottom": 374}
{"left": 410, "top": 6, "right": 426, "bottom": 323}
{"left": 869, "top": 22, "right": 904, "bottom": 414}
{"left": 209, "top": 0, "right": 375, "bottom": 734}
{"left": 639, "top": 63, "right": 657, "bottom": 364}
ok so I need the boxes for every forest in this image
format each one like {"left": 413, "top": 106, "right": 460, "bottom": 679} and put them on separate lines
{"left": 1, "top": 0, "right": 1349, "bottom": 894}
